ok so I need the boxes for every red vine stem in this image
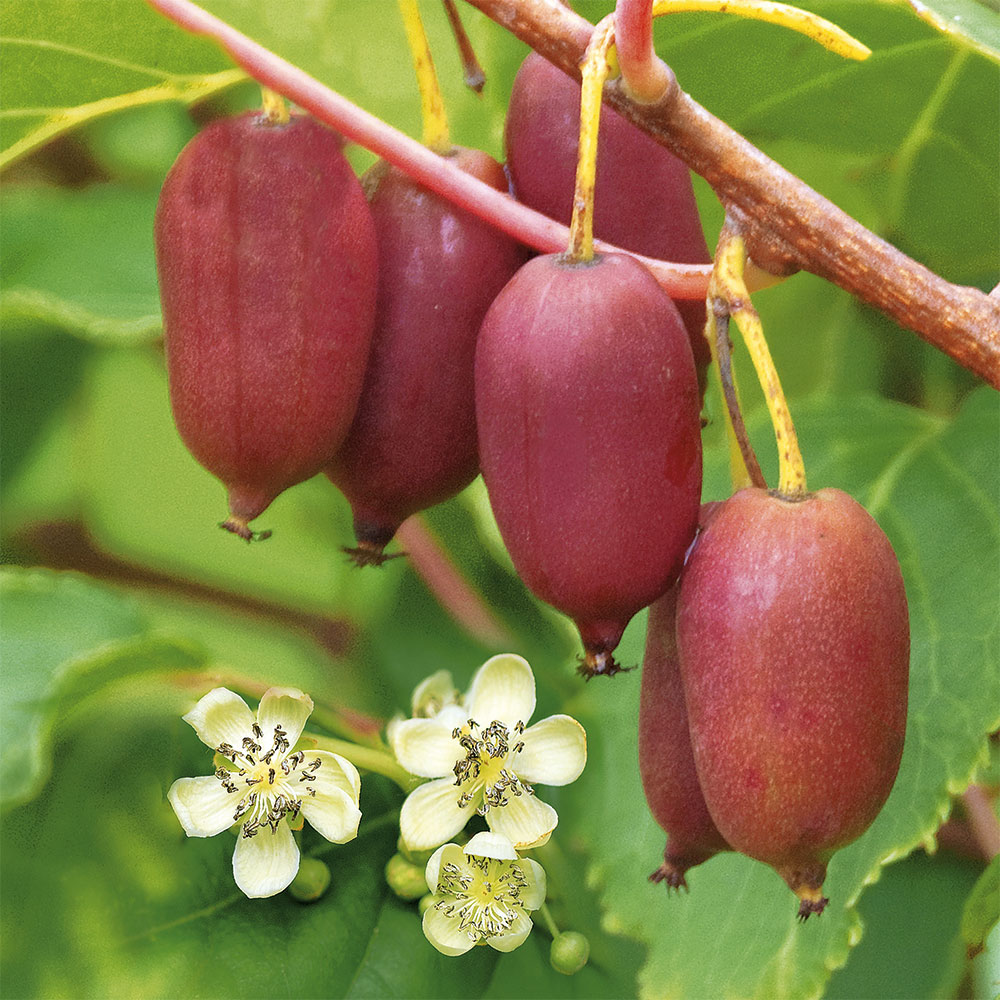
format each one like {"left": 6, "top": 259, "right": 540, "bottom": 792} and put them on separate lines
{"left": 397, "top": 516, "right": 513, "bottom": 646}
{"left": 464, "top": 0, "right": 1000, "bottom": 388}
{"left": 146, "top": 0, "right": 710, "bottom": 301}
{"left": 616, "top": 0, "right": 673, "bottom": 102}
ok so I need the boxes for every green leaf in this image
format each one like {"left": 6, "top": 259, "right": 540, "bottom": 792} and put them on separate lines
{"left": 962, "top": 855, "right": 1000, "bottom": 956}
{"left": 825, "top": 849, "right": 981, "bottom": 999}
{"left": 896, "top": 0, "right": 1000, "bottom": 63}
{"left": 0, "top": 320, "right": 90, "bottom": 493}
{"left": 0, "top": 0, "right": 245, "bottom": 168}
{"left": 0, "top": 185, "right": 165, "bottom": 345}
{"left": 565, "top": 390, "right": 1000, "bottom": 1000}
{"left": 0, "top": 567, "right": 205, "bottom": 809}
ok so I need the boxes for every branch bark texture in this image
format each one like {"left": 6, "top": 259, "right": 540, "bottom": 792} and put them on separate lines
{"left": 466, "top": 0, "right": 1000, "bottom": 388}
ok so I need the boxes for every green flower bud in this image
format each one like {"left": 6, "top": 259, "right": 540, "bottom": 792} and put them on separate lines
{"left": 385, "top": 852, "right": 428, "bottom": 901}
{"left": 396, "top": 835, "right": 435, "bottom": 868}
{"left": 288, "top": 857, "right": 331, "bottom": 903}
{"left": 550, "top": 931, "right": 590, "bottom": 976}
{"left": 418, "top": 893, "right": 436, "bottom": 916}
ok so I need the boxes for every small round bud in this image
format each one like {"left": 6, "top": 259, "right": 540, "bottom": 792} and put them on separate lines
{"left": 396, "top": 836, "right": 435, "bottom": 868}
{"left": 288, "top": 857, "right": 331, "bottom": 903}
{"left": 550, "top": 931, "right": 590, "bottom": 976}
{"left": 385, "top": 852, "right": 428, "bottom": 901}
{"left": 418, "top": 893, "right": 436, "bottom": 915}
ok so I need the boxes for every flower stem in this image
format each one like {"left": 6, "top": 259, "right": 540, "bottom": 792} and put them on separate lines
{"left": 535, "top": 901, "right": 562, "bottom": 940}
{"left": 260, "top": 86, "right": 290, "bottom": 124}
{"left": 650, "top": 0, "right": 870, "bottom": 61}
{"left": 566, "top": 16, "right": 616, "bottom": 263}
{"left": 397, "top": 0, "right": 452, "bottom": 153}
{"left": 706, "top": 286, "right": 763, "bottom": 492}
{"left": 308, "top": 733, "right": 422, "bottom": 793}
{"left": 442, "top": 0, "right": 486, "bottom": 93}
{"left": 715, "top": 226, "right": 806, "bottom": 497}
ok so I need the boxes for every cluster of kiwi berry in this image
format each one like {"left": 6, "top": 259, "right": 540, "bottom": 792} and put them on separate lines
{"left": 155, "top": 51, "right": 909, "bottom": 920}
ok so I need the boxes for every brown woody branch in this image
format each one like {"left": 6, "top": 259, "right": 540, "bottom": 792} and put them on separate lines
{"left": 465, "top": 0, "right": 1000, "bottom": 388}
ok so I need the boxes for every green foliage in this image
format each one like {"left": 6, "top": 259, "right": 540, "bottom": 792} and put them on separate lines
{"left": 887, "top": 0, "right": 1000, "bottom": 63}
{"left": 0, "top": 0, "right": 244, "bottom": 167}
{"left": 963, "top": 855, "right": 1000, "bottom": 956}
{"left": 1, "top": 1, "right": 997, "bottom": 998}
{"left": 1, "top": 186, "right": 165, "bottom": 344}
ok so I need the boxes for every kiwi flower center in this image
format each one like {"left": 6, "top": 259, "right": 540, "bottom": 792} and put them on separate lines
{"left": 434, "top": 854, "right": 530, "bottom": 941}
{"left": 214, "top": 721, "right": 323, "bottom": 837}
{"left": 450, "top": 718, "right": 534, "bottom": 812}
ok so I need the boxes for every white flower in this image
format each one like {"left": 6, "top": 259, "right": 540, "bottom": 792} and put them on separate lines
{"left": 168, "top": 687, "right": 361, "bottom": 898}
{"left": 385, "top": 670, "right": 461, "bottom": 748}
{"left": 423, "top": 831, "right": 546, "bottom": 956}
{"left": 391, "top": 654, "right": 587, "bottom": 851}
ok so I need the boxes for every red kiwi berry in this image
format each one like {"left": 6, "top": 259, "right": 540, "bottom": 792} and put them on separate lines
{"left": 676, "top": 487, "right": 910, "bottom": 919}
{"left": 639, "top": 577, "right": 729, "bottom": 891}
{"left": 155, "top": 111, "right": 378, "bottom": 540}
{"left": 504, "top": 52, "right": 713, "bottom": 388}
{"left": 326, "top": 148, "right": 526, "bottom": 566}
{"left": 475, "top": 251, "right": 702, "bottom": 679}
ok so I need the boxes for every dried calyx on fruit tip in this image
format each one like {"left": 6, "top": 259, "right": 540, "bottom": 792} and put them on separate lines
{"left": 155, "top": 111, "right": 378, "bottom": 539}
{"left": 476, "top": 252, "right": 702, "bottom": 679}
{"left": 676, "top": 487, "right": 909, "bottom": 918}
{"left": 326, "top": 148, "right": 525, "bottom": 564}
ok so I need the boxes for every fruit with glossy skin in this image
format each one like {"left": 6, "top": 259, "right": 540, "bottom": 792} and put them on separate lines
{"left": 676, "top": 487, "right": 909, "bottom": 918}
{"left": 504, "top": 52, "right": 712, "bottom": 384}
{"left": 639, "top": 569, "right": 729, "bottom": 890}
{"left": 155, "top": 111, "right": 378, "bottom": 539}
{"left": 476, "top": 251, "right": 702, "bottom": 678}
{"left": 326, "top": 148, "right": 526, "bottom": 564}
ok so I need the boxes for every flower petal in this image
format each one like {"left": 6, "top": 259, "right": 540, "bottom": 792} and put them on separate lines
{"left": 423, "top": 902, "right": 476, "bottom": 956}
{"left": 400, "top": 777, "right": 477, "bottom": 851}
{"left": 517, "top": 858, "right": 547, "bottom": 911}
{"left": 487, "top": 910, "right": 534, "bottom": 953}
{"left": 308, "top": 750, "right": 361, "bottom": 802}
{"left": 465, "top": 654, "right": 536, "bottom": 728}
{"left": 167, "top": 775, "right": 237, "bottom": 837}
{"left": 464, "top": 831, "right": 517, "bottom": 862}
{"left": 301, "top": 785, "right": 361, "bottom": 845}
{"left": 515, "top": 715, "right": 587, "bottom": 786}
{"left": 390, "top": 716, "right": 462, "bottom": 779}
{"left": 425, "top": 843, "right": 464, "bottom": 893}
{"left": 411, "top": 669, "right": 459, "bottom": 717}
{"left": 182, "top": 688, "right": 254, "bottom": 751}
{"left": 232, "top": 822, "right": 299, "bottom": 898}
{"left": 256, "top": 687, "right": 313, "bottom": 748}
{"left": 486, "top": 792, "right": 557, "bottom": 849}
{"left": 384, "top": 712, "right": 405, "bottom": 749}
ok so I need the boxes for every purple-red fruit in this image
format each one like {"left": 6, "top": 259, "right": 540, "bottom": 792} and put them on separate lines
{"left": 326, "top": 148, "right": 526, "bottom": 565}
{"left": 505, "top": 53, "right": 712, "bottom": 383}
{"left": 155, "top": 112, "right": 378, "bottom": 539}
{"left": 640, "top": 581, "right": 729, "bottom": 890}
{"left": 476, "top": 252, "right": 702, "bottom": 678}
{"left": 676, "top": 487, "right": 910, "bottom": 918}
